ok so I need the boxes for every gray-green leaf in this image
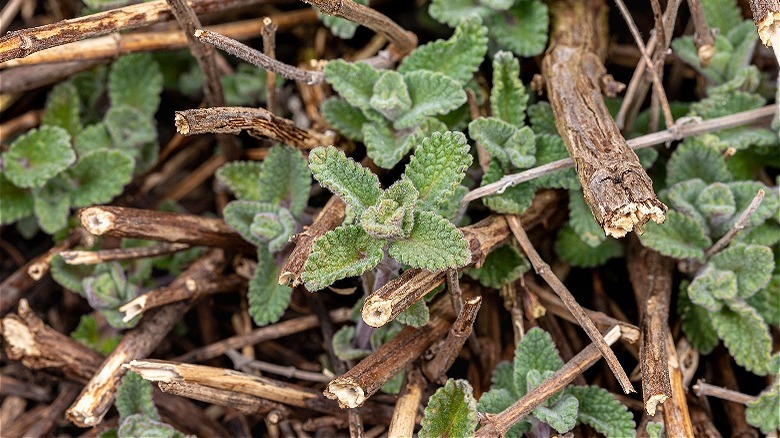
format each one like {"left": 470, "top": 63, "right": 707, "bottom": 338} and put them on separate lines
{"left": 3, "top": 126, "right": 75, "bottom": 189}
{"left": 302, "top": 225, "right": 385, "bottom": 291}
{"left": 387, "top": 211, "right": 471, "bottom": 271}
{"left": 419, "top": 379, "right": 478, "bottom": 438}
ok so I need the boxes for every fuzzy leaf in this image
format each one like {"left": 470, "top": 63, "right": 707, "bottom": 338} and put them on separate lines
{"left": 555, "top": 225, "right": 624, "bottom": 268}
{"left": 394, "top": 71, "right": 467, "bottom": 130}
{"left": 118, "top": 414, "right": 176, "bottom": 438}
{"left": 317, "top": 0, "right": 367, "bottom": 39}
{"left": 678, "top": 281, "right": 719, "bottom": 354}
{"left": 477, "top": 388, "right": 530, "bottom": 437}
{"left": 308, "top": 147, "right": 381, "bottom": 214}
{"left": 33, "top": 177, "right": 72, "bottom": 234}
{"left": 722, "top": 181, "right": 780, "bottom": 233}
{"left": 434, "top": 184, "right": 468, "bottom": 221}
{"left": 491, "top": 51, "right": 528, "bottom": 126}
{"left": 702, "top": 0, "right": 743, "bottom": 31}
{"left": 0, "top": 174, "right": 33, "bottom": 225}
{"left": 696, "top": 182, "right": 736, "bottom": 222}
{"left": 362, "top": 121, "right": 410, "bottom": 169}
{"left": 223, "top": 201, "right": 295, "bottom": 251}
{"left": 514, "top": 328, "right": 563, "bottom": 397}
{"left": 249, "top": 248, "right": 293, "bottom": 326}
{"left": 481, "top": 160, "right": 536, "bottom": 214}
{"left": 567, "top": 386, "right": 637, "bottom": 438}
{"left": 690, "top": 91, "right": 765, "bottom": 121}
{"left": 74, "top": 123, "right": 112, "bottom": 156}
{"left": 360, "top": 178, "right": 418, "bottom": 239}
{"left": 116, "top": 371, "right": 159, "bottom": 420}
{"left": 666, "top": 140, "right": 732, "bottom": 186}
{"left": 43, "top": 82, "right": 82, "bottom": 137}
{"left": 398, "top": 19, "right": 488, "bottom": 84}
{"left": 465, "top": 244, "right": 530, "bottom": 288}
{"left": 666, "top": 179, "right": 709, "bottom": 230}
{"left": 568, "top": 190, "right": 606, "bottom": 247}
{"left": 469, "top": 118, "right": 536, "bottom": 169}
{"left": 428, "top": 0, "right": 492, "bottom": 27}
{"left": 333, "top": 326, "right": 371, "bottom": 361}
{"left": 324, "top": 60, "right": 381, "bottom": 111}
{"left": 711, "top": 300, "right": 772, "bottom": 375}
{"left": 50, "top": 254, "right": 92, "bottom": 295}
{"left": 220, "top": 64, "right": 270, "bottom": 106}
{"left": 67, "top": 150, "right": 134, "bottom": 207}
{"left": 257, "top": 146, "right": 310, "bottom": 218}
{"left": 646, "top": 422, "right": 665, "bottom": 438}
{"left": 104, "top": 105, "right": 157, "bottom": 151}
{"left": 322, "top": 97, "right": 369, "bottom": 141}
{"left": 533, "top": 393, "right": 578, "bottom": 434}
{"left": 404, "top": 131, "right": 472, "bottom": 211}
{"left": 396, "top": 299, "right": 430, "bottom": 327}
{"left": 216, "top": 161, "right": 264, "bottom": 202}
{"left": 419, "top": 379, "right": 478, "bottom": 438}
{"left": 302, "top": 225, "right": 384, "bottom": 291}
{"left": 528, "top": 102, "right": 558, "bottom": 135}
{"left": 488, "top": 0, "right": 549, "bottom": 57}
{"left": 370, "top": 71, "right": 412, "bottom": 121}
{"left": 3, "top": 126, "right": 75, "bottom": 189}
{"left": 387, "top": 211, "right": 471, "bottom": 271}
{"left": 688, "top": 267, "right": 737, "bottom": 311}
{"left": 70, "top": 314, "right": 120, "bottom": 356}
{"left": 710, "top": 244, "right": 774, "bottom": 299}
{"left": 746, "top": 278, "right": 780, "bottom": 326}
{"left": 108, "top": 53, "right": 162, "bottom": 116}
{"left": 746, "top": 381, "right": 780, "bottom": 434}
{"left": 639, "top": 211, "right": 710, "bottom": 261}
{"left": 532, "top": 134, "right": 580, "bottom": 190}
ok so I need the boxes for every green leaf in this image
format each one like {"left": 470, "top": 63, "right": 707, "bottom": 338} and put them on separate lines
{"left": 3, "top": 126, "right": 75, "bottom": 189}
{"left": 528, "top": 102, "right": 558, "bottom": 135}
{"left": 43, "top": 82, "right": 82, "bottom": 137}
{"left": 67, "top": 150, "right": 134, "bottom": 208}
{"left": 396, "top": 299, "right": 430, "bottom": 327}
{"left": 646, "top": 422, "right": 665, "bottom": 438}
{"left": 324, "top": 60, "right": 381, "bottom": 111}
{"left": 568, "top": 190, "right": 606, "bottom": 247}
{"left": 223, "top": 201, "right": 295, "bottom": 251}
{"left": 488, "top": 0, "right": 549, "bottom": 57}
{"left": 50, "top": 254, "right": 92, "bottom": 295}
{"left": 710, "top": 244, "right": 774, "bottom": 299}
{"left": 696, "top": 182, "right": 736, "bottom": 222}
{"left": 362, "top": 121, "right": 410, "bottom": 169}
{"left": 221, "top": 63, "right": 270, "bottom": 106}
{"left": 394, "top": 71, "right": 467, "bottom": 130}
{"left": 249, "top": 248, "right": 293, "bottom": 326}
{"left": 567, "top": 386, "right": 637, "bottom": 438}
{"left": 74, "top": 123, "right": 112, "bottom": 156}
{"left": 555, "top": 225, "right": 624, "bottom": 268}
{"left": 711, "top": 300, "right": 772, "bottom": 375}
{"left": 216, "top": 161, "right": 264, "bottom": 202}
{"left": 722, "top": 181, "right": 779, "bottom": 233}
{"left": 308, "top": 147, "right": 381, "bottom": 214}
{"left": 404, "top": 131, "right": 472, "bottom": 211}
{"left": 70, "top": 66, "right": 107, "bottom": 117}
{"left": 666, "top": 179, "right": 709, "bottom": 230}
{"left": 533, "top": 393, "right": 578, "bottom": 434}
{"left": 108, "top": 53, "right": 163, "bottom": 116}
{"left": 513, "top": 328, "right": 563, "bottom": 397}
{"left": 388, "top": 211, "right": 471, "bottom": 271}
{"left": 33, "top": 177, "right": 72, "bottom": 234}
{"left": 469, "top": 118, "right": 536, "bottom": 169}
{"left": 332, "top": 326, "right": 371, "bottom": 361}
{"left": 419, "top": 379, "right": 478, "bottom": 438}
{"left": 490, "top": 361, "right": 518, "bottom": 395}
{"left": 70, "top": 314, "right": 120, "bottom": 356}
{"left": 0, "top": 174, "right": 33, "bottom": 225}
{"left": 481, "top": 160, "right": 536, "bottom": 215}
{"left": 491, "top": 51, "right": 528, "bottom": 126}
{"left": 746, "top": 381, "right": 780, "bottom": 434}
{"left": 428, "top": 0, "right": 492, "bottom": 27}
{"left": 746, "top": 278, "right": 780, "bottom": 326}
{"left": 702, "top": 0, "right": 743, "bottom": 37}
{"left": 638, "top": 211, "right": 710, "bottom": 261}
{"left": 369, "top": 70, "right": 412, "bottom": 121}
{"left": 665, "top": 140, "right": 732, "bottom": 186}
{"left": 477, "top": 387, "right": 530, "bottom": 437}
{"left": 104, "top": 105, "right": 157, "bottom": 151}
{"left": 398, "top": 19, "right": 488, "bottom": 85}
{"left": 690, "top": 91, "right": 765, "bottom": 120}
{"left": 118, "top": 414, "right": 176, "bottom": 438}
{"left": 434, "top": 184, "right": 468, "bottom": 221}
{"left": 116, "top": 371, "right": 159, "bottom": 421}
{"left": 532, "top": 134, "right": 580, "bottom": 190}
{"left": 302, "top": 225, "right": 385, "bottom": 291}
{"left": 465, "top": 244, "right": 530, "bottom": 289}
{"left": 360, "top": 178, "right": 418, "bottom": 239}
{"left": 317, "top": 0, "right": 367, "bottom": 39}
{"left": 678, "top": 281, "right": 719, "bottom": 354}
{"left": 322, "top": 97, "right": 369, "bottom": 141}
{"left": 257, "top": 146, "right": 310, "bottom": 218}
{"left": 688, "top": 267, "right": 737, "bottom": 311}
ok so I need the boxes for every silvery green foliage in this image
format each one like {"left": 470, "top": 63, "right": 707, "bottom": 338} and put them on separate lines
{"left": 746, "top": 362, "right": 780, "bottom": 435}
{"left": 70, "top": 314, "right": 121, "bottom": 356}
{"left": 429, "top": 0, "right": 548, "bottom": 57}
{"left": 474, "top": 328, "right": 636, "bottom": 437}
{"left": 645, "top": 422, "right": 666, "bottom": 438}
{"left": 322, "top": 20, "right": 486, "bottom": 168}
{"left": 217, "top": 146, "right": 310, "bottom": 326}
{"left": 109, "top": 371, "right": 187, "bottom": 438}
{"left": 554, "top": 191, "right": 625, "bottom": 267}
{"left": 180, "top": 63, "right": 276, "bottom": 106}
{"left": 0, "top": 54, "right": 162, "bottom": 234}
{"left": 316, "top": 0, "right": 368, "bottom": 39}
{"left": 419, "top": 379, "right": 479, "bottom": 438}
{"left": 302, "top": 131, "right": 472, "bottom": 291}
{"left": 465, "top": 244, "right": 530, "bottom": 288}
{"left": 82, "top": 263, "right": 141, "bottom": 329}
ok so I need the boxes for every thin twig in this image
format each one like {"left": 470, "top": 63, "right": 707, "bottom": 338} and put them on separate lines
{"left": 261, "top": 17, "right": 279, "bottom": 114}
{"left": 225, "top": 349, "right": 332, "bottom": 383}
{"left": 422, "top": 296, "right": 482, "bottom": 384}
{"left": 0, "top": 0, "right": 24, "bottom": 35}
{"left": 687, "top": 0, "right": 717, "bottom": 67}
{"left": 462, "top": 105, "right": 778, "bottom": 205}
{"left": 506, "top": 215, "right": 634, "bottom": 394}
{"left": 157, "top": 380, "right": 290, "bottom": 417}
{"left": 59, "top": 243, "right": 190, "bottom": 265}
{"left": 445, "top": 269, "right": 463, "bottom": 317}
{"left": 705, "top": 189, "right": 765, "bottom": 258}
{"left": 693, "top": 380, "right": 758, "bottom": 405}
{"left": 663, "top": 333, "right": 696, "bottom": 437}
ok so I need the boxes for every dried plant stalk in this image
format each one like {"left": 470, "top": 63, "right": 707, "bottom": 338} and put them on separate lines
{"left": 387, "top": 369, "right": 425, "bottom": 437}
{"left": 60, "top": 243, "right": 190, "bottom": 265}
{"left": 542, "top": 0, "right": 666, "bottom": 238}
{"left": 157, "top": 380, "right": 290, "bottom": 417}
{"left": 422, "top": 296, "right": 482, "bottom": 383}
{"left": 749, "top": 0, "right": 780, "bottom": 61}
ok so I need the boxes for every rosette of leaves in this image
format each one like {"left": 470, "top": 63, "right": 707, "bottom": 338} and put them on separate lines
{"left": 217, "top": 146, "right": 310, "bottom": 326}
{"left": 322, "top": 19, "right": 487, "bottom": 168}
{"left": 428, "top": 0, "right": 548, "bottom": 57}
{"left": 0, "top": 53, "right": 162, "bottom": 234}
{"left": 315, "top": 0, "right": 368, "bottom": 39}
{"left": 66, "top": 262, "right": 143, "bottom": 329}
{"left": 301, "top": 131, "right": 473, "bottom": 292}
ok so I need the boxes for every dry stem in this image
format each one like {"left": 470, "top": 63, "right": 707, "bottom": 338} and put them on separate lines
{"left": 661, "top": 333, "right": 696, "bottom": 437}
{"left": 387, "top": 369, "right": 425, "bottom": 438}
{"left": 157, "top": 380, "right": 291, "bottom": 417}
{"left": 749, "top": 0, "right": 780, "bottom": 62}
{"left": 422, "top": 296, "right": 482, "bottom": 384}
{"left": 261, "top": 17, "right": 278, "bottom": 114}
{"left": 693, "top": 380, "right": 758, "bottom": 405}
{"left": 687, "top": 0, "right": 717, "bottom": 66}
{"left": 705, "top": 189, "right": 765, "bottom": 258}
{"left": 506, "top": 215, "right": 634, "bottom": 394}
{"left": 59, "top": 243, "right": 190, "bottom": 265}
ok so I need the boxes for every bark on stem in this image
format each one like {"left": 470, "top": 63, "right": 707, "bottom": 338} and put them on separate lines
{"left": 542, "top": 0, "right": 666, "bottom": 238}
{"left": 175, "top": 106, "right": 335, "bottom": 150}
{"left": 687, "top": 0, "right": 717, "bottom": 66}
{"left": 693, "top": 380, "right": 758, "bottom": 405}
{"left": 261, "top": 17, "right": 279, "bottom": 114}
{"left": 387, "top": 369, "right": 425, "bottom": 438}
{"left": 60, "top": 243, "right": 190, "bottom": 265}
{"left": 156, "top": 380, "right": 290, "bottom": 417}
{"left": 662, "top": 333, "right": 696, "bottom": 437}
{"left": 476, "top": 326, "right": 623, "bottom": 437}
{"left": 748, "top": 0, "right": 780, "bottom": 62}
{"left": 506, "top": 215, "right": 634, "bottom": 394}
{"left": 422, "top": 296, "right": 482, "bottom": 383}
{"left": 78, "top": 205, "right": 253, "bottom": 251}
{"left": 66, "top": 250, "right": 225, "bottom": 427}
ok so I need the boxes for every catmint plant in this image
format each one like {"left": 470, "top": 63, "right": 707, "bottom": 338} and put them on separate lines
{"left": 217, "top": 145, "right": 310, "bottom": 326}
{"left": 321, "top": 20, "right": 487, "bottom": 168}
{"left": 300, "top": 131, "right": 473, "bottom": 291}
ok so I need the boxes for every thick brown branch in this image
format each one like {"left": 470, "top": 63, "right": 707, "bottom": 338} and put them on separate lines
{"left": 542, "top": 0, "right": 666, "bottom": 238}
{"left": 175, "top": 106, "right": 335, "bottom": 150}
{"left": 422, "top": 296, "right": 482, "bottom": 383}
{"left": 0, "top": 0, "right": 261, "bottom": 63}
{"left": 78, "top": 205, "right": 253, "bottom": 251}
{"left": 749, "top": 0, "right": 780, "bottom": 61}
{"left": 662, "top": 333, "right": 696, "bottom": 437}
{"left": 507, "top": 215, "right": 634, "bottom": 394}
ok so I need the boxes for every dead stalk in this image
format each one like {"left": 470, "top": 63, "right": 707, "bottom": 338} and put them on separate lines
{"left": 261, "top": 17, "right": 279, "bottom": 114}
{"left": 422, "top": 296, "right": 482, "bottom": 383}
{"left": 387, "top": 369, "right": 425, "bottom": 437}
{"left": 662, "top": 333, "right": 696, "bottom": 437}
{"left": 506, "top": 215, "right": 634, "bottom": 394}
{"left": 693, "top": 380, "right": 758, "bottom": 405}
{"left": 749, "top": 0, "right": 780, "bottom": 62}
{"left": 686, "top": 0, "right": 717, "bottom": 66}
{"left": 705, "top": 189, "right": 765, "bottom": 258}
{"left": 60, "top": 243, "right": 190, "bottom": 265}
{"left": 157, "top": 380, "right": 291, "bottom": 417}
